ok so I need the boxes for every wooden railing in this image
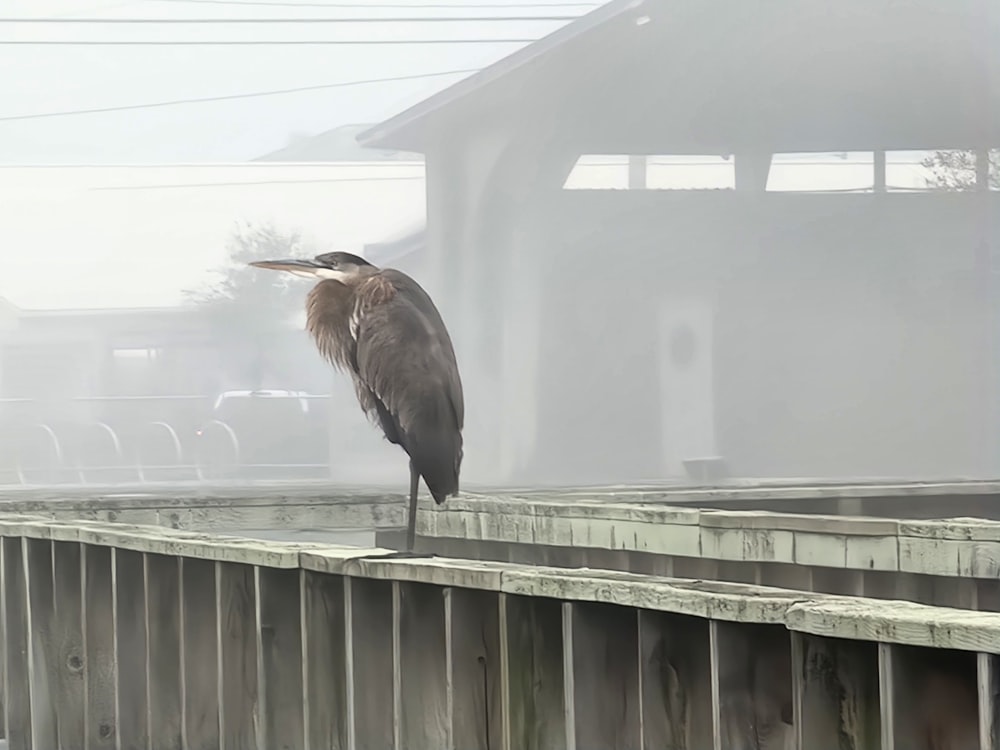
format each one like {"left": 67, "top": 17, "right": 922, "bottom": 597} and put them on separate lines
{"left": 0, "top": 514, "right": 997, "bottom": 749}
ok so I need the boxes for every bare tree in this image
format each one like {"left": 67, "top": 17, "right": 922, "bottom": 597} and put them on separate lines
{"left": 186, "top": 221, "right": 317, "bottom": 388}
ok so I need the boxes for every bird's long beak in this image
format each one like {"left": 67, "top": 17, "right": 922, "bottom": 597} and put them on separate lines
{"left": 248, "top": 258, "right": 322, "bottom": 274}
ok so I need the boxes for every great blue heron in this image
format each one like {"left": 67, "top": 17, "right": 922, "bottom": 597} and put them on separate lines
{"left": 249, "top": 251, "right": 464, "bottom": 554}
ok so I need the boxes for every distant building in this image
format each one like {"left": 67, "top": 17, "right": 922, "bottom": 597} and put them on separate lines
{"left": 356, "top": 0, "right": 1000, "bottom": 485}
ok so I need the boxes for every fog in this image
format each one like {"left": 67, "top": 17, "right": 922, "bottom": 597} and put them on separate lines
{"left": 2, "top": 0, "right": 999, "bottom": 494}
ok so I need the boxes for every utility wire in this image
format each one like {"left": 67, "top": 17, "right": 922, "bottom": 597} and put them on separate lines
{"left": 1, "top": 38, "right": 537, "bottom": 44}
{"left": 0, "top": 68, "right": 480, "bottom": 122}
{"left": 139, "top": 0, "right": 600, "bottom": 7}
{"left": 1, "top": 15, "right": 577, "bottom": 22}
{"left": 90, "top": 174, "right": 426, "bottom": 190}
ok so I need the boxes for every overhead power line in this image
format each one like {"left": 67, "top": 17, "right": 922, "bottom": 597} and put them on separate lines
{"left": 90, "top": 174, "right": 426, "bottom": 190}
{"left": 2, "top": 15, "right": 577, "bottom": 22}
{"left": 0, "top": 68, "right": 480, "bottom": 123}
{"left": 1, "top": 38, "right": 537, "bottom": 44}
{"left": 139, "top": 0, "right": 599, "bottom": 7}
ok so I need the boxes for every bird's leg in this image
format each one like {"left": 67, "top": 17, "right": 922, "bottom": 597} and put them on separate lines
{"left": 406, "top": 458, "right": 419, "bottom": 552}
{"left": 353, "top": 461, "right": 435, "bottom": 561}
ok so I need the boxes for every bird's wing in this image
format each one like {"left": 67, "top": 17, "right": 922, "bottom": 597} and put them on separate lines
{"left": 353, "top": 271, "right": 464, "bottom": 439}
{"left": 379, "top": 269, "right": 464, "bottom": 430}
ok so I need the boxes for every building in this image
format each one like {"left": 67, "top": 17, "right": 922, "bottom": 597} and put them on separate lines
{"left": 356, "top": 0, "right": 1000, "bottom": 485}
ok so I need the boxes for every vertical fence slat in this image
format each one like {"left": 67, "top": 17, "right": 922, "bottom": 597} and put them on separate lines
{"left": 145, "top": 553, "right": 182, "bottom": 749}
{"left": 561, "top": 602, "right": 575, "bottom": 750}
{"left": 502, "top": 594, "right": 566, "bottom": 750}
{"left": 257, "top": 566, "right": 304, "bottom": 749}
{"left": 709, "top": 620, "right": 722, "bottom": 750}
{"left": 398, "top": 582, "right": 448, "bottom": 750}
{"left": 710, "top": 621, "right": 793, "bottom": 750}
{"left": 0, "top": 538, "right": 5, "bottom": 744}
{"left": 216, "top": 562, "right": 259, "bottom": 750}
{"left": 25, "top": 540, "right": 57, "bottom": 749}
{"left": 302, "top": 570, "right": 347, "bottom": 750}
{"left": 979, "top": 652, "right": 999, "bottom": 750}
{"left": 3, "top": 538, "right": 32, "bottom": 749}
{"left": 54, "top": 542, "right": 84, "bottom": 749}
{"left": 878, "top": 643, "right": 895, "bottom": 750}
{"left": 391, "top": 581, "right": 401, "bottom": 750}
{"left": 181, "top": 557, "right": 219, "bottom": 750}
{"left": 449, "top": 588, "right": 501, "bottom": 750}
{"left": 639, "top": 611, "right": 713, "bottom": 750}
{"left": 568, "top": 602, "right": 640, "bottom": 749}
{"left": 347, "top": 577, "right": 393, "bottom": 750}
{"left": 83, "top": 544, "right": 116, "bottom": 750}
{"left": 113, "top": 549, "right": 147, "bottom": 750}
{"left": 791, "top": 632, "right": 880, "bottom": 750}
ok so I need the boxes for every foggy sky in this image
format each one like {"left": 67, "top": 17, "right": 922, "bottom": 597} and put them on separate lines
{"left": 1, "top": 0, "right": 589, "bottom": 163}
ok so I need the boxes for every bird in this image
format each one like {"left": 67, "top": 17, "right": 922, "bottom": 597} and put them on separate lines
{"left": 249, "top": 250, "right": 464, "bottom": 555}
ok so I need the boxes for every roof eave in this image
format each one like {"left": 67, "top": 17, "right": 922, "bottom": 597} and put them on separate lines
{"left": 355, "top": 0, "right": 648, "bottom": 152}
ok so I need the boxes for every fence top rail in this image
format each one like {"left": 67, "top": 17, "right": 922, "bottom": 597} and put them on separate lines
{"left": 4, "top": 476, "right": 1000, "bottom": 506}
{"left": 429, "top": 499, "right": 1000, "bottom": 537}
{"left": 2, "top": 513, "right": 999, "bottom": 654}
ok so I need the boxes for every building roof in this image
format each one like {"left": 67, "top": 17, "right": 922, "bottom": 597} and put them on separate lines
{"left": 358, "top": 0, "right": 1000, "bottom": 155}
{"left": 357, "top": 0, "right": 644, "bottom": 152}
{"left": 254, "top": 124, "right": 418, "bottom": 163}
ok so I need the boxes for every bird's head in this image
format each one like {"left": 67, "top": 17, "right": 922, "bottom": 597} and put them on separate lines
{"left": 248, "top": 251, "right": 376, "bottom": 283}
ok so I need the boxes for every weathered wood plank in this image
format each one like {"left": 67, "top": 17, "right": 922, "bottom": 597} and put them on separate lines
{"left": 257, "top": 566, "right": 304, "bottom": 750}
{"left": 24, "top": 539, "right": 57, "bottom": 749}
{"left": 2, "top": 538, "right": 32, "bottom": 748}
{"left": 53, "top": 542, "right": 85, "bottom": 749}
{"left": 786, "top": 598, "right": 1000, "bottom": 653}
{"left": 791, "top": 632, "right": 880, "bottom": 750}
{"left": 112, "top": 548, "right": 148, "bottom": 749}
{"left": 711, "top": 621, "right": 793, "bottom": 750}
{"left": 502, "top": 594, "right": 566, "bottom": 750}
{"left": 216, "top": 562, "right": 259, "bottom": 749}
{"left": 568, "top": 601, "right": 640, "bottom": 748}
{"left": 398, "top": 582, "right": 449, "bottom": 749}
{"left": 180, "top": 557, "right": 220, "bottom": 750}
{"left": 449, "top": 588, "right": 502, "bottom": 750}
{"left": 891, "top": 644, "right": 980, "bottom": 749}
{"left": 979, "top": 652, "right": 999, "bottom": 750}
{"left": 145, "top": 553, "right": 182, "bottom": 749}
{"left": 302, "top": 570, "right": 347, "bottom": 750}
{"left": 347, "top": 577, "right": 394, "bottom": 750}
{"left": 83, "top": 544, "right": 116, "bottom": 750}
{"left": 638, "top": 610, "right": 713, "bottom": 750}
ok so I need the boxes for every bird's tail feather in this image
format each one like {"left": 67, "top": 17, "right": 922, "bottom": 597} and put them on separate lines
{"left": 411, "top": 429, "right": 462, "bottom": 504}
